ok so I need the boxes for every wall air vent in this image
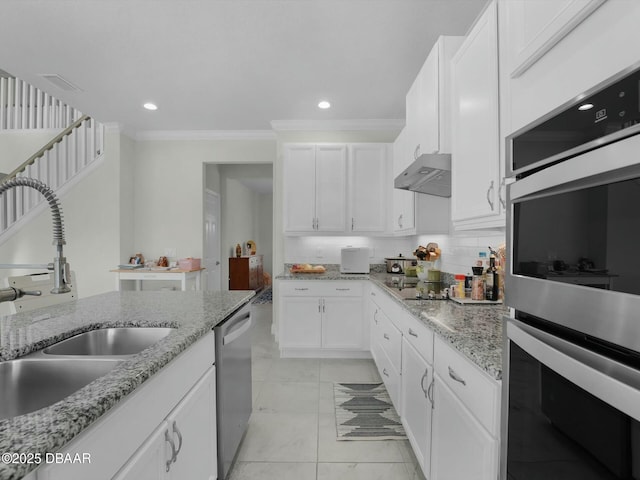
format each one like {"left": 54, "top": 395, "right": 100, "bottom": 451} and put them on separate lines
{"left": 38, "top": 74, "right": 83, "bottom": 92}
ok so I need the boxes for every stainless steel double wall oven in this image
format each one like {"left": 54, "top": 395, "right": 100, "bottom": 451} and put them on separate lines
{"left": 503, "top": 63, "right": 640, "bottom": 479}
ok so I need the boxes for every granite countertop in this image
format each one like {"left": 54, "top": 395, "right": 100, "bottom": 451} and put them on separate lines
{"left": 0, "top": 289, "right": 254, "bottom": 480}
{"left": 277, "top": 266, "right": 506, "bottom": 381}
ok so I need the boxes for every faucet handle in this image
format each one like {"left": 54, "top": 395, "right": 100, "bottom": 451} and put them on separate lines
{"left": 21, "top": 290, "right": 42, "bottom": 297}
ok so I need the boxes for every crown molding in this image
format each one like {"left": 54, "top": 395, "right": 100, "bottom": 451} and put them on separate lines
{"left": 135, "top": 130, "right": 277, "bottom": 141}
{"left": 270, "top": 119, "right": 405, "bottom": 132}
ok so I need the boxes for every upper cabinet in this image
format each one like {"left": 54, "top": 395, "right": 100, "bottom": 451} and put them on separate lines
{"left": 348, "top": 144, "right": 389, "bottom": 234}
{"left": 403, "top": 36, "right": 464, "bottom": 167}
{"left": 283, "top": 143, "right": 389, "bottom": 235}
{"left": 283, "top": 144, "right": 347, "bottom": 233}
{"left": 505, "top": 0, "right": 606, "bottom": 79}
{"left": 450, "top": 1, "right": 504, "bottom": 230}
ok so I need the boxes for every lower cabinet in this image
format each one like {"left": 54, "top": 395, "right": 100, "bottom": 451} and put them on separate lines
{"left": 278, "top": 281, "right": 367, "bottom": 357}
{"left": 430, "top": 375, "right": 498, "bottom": 480}
{"left": 113, "top": 366, "right": 217, "bottom": 480}
{"left": 36, "top": 332, "right": 217, "bottom": 480}
{"left": 401, "top": 338, "right": 433, "bottom": 476}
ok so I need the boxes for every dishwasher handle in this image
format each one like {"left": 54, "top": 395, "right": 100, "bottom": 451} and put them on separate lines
{"left": 221, "top": 311, "right": 252, "bottom": 346}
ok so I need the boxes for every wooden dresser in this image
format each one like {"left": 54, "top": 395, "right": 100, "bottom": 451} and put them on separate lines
{"left": 229, "top": 255, "right": 264, "bottom": 290}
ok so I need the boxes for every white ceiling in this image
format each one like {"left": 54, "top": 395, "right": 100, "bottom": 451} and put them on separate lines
{"left": 1, "top": 0, "right": 487, "bottom": 136}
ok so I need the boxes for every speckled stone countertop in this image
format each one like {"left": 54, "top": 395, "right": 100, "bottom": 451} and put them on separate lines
{"left": 0, "top": 289, "right": 254, "bottom": 480}
{"left": 276, "top": 266, "right": 506, "bottom": 381}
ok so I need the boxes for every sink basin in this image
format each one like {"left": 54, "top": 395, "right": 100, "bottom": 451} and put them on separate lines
{"left": 43, "top": 327, "right": 175, "bottom": 356}
{"left": 0, "top": 358, "right": 121, "bottom": 420}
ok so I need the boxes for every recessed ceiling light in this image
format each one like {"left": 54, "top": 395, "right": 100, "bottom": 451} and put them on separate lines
{"left": 318, "top": 100, "right": 331, "bottom": 109}
{"left": 578, "top": 103, "right": 594, "bottom": 111}
{"left": 143, "top": 102, "right": 158, "bottom": 111}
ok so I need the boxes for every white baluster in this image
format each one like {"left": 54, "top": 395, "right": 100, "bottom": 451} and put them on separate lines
{"left": 79, "top": 121, "right": 87, "bottom": 168}
{"left": 0, "top": 77, "right": 6, "bottom": 129}
{"left": 28, "top": 84, "right": 35, "bottom": 128}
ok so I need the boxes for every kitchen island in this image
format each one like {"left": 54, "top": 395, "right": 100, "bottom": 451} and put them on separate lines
{"left": 0, "top": 289, "right": 254, "bottom": 480}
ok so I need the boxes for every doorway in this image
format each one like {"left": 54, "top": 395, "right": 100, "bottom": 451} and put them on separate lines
{"left": 204, "top": 163, "right": 273, "bottom": 290}
{"left": 203, "top": 189, "right": 221, "bottom": 290}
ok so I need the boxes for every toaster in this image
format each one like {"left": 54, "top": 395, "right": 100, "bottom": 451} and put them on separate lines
{"left": 340, "top": 247, "right": 370, "bottom": 274}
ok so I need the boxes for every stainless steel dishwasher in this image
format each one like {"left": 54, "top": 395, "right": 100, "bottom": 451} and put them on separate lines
{"left": 214, "top": 302, "right": 253, "bottom": 480}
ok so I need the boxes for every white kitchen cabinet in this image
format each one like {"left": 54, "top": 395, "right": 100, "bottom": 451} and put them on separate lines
{"left": 392, "top": 128, "right": 416, "bottom": 234}
{"left": 401, "top": 337, "right": 433, "bottom": 475}
{"left": 430, "top": 375, "right": 499, "bottom": 480}
{"left": 505, "top": 0, "right": 606, "bottom": 79}
{"left": 283, "top": 144, "right": 346, "bottom": 233}
{"left": 451, "top": 0, "right": 504, "bottom": 230}
{"left": 278, "top": 281, "right": 367, "bottom": 357}
{"left": 37, "top": 332, "right": 217, "bottom": 480}
{"left": 404, "top": 35, "right": 464, "bottom": 164}
{"left": 430, "top": 336, "right": 500, "bottom": 480}
{"left": 368, "top": 285, "right": 403, "bottom": 411}
{"left": 113, "top": 366, "right": 216, "bottom": 480}
{"left": 348, "top": 143, "right": 388, "bottom": 233}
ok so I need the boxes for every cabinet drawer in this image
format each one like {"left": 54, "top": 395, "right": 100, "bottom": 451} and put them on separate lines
{"left": 376, "top": 346, "right": 401, "bottom": 412}
{"left": 434, "top": 337, "right": 500, "bottom": 435}
{"left": 401, "top": 314, "right": 434, "bottom": 364}
{"left": 280, "top": 281, "right": 363, "bottom": 297}
{"left": 375, "top": 309, "right": 402, "bottom": 372}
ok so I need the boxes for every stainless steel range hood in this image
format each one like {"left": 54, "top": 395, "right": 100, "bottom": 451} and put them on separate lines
{"left": 394, "top": 153, "right": 451, "bottom": 197}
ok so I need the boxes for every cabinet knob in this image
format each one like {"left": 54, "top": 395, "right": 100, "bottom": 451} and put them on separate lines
{"left": 383, "top": 368, "right": 389, "bottom": 377}
{"left": 408, "top": 328, "right": 418, "bottom": 338}
{"left": 383, "top": 333, "right": 390, "bottom": 340}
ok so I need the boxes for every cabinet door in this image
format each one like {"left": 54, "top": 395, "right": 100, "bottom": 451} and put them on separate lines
{"left": 416, "top": 44, "right": 440, "bottom": 155}
{"left": 322, "top": 296, "right": 363, "bottom": 350}
{"left": 431, "top": 375, "right": 499, "bottom": 480}
{"left": 451, "top": 1, "right": 503, "bottom": 228}
{"left": 348, "top": 144, "right": 388, "bottom": 233}
{"left": 400, "top": 338, "right": 433, "bottom": 474}
{"left": 283, "top": 145, "right": 316, "bottom": 232}
{"left": 392, "top": 129, "right": 416, "bottom": 234}
{"left": 112, "top": 422, "right": 170, "bottom": 480}
{"left": 166, "top": 366, "right": 216, "bottom": 480}
{"left": 315, "top": 145, "right": 347, "bottom": 232}
{"left": 280, "top": 297, "right": 322, "bottom": 348}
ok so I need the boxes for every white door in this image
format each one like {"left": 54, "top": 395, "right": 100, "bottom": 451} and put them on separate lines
{"left": 348, "top": 144, "right": 387, "bottom": 233}
{"left": 204, "top": 190, "right": 221, "bottom": 291}
{"left": 322, "top": 296, "right": 363, "bottom": 349}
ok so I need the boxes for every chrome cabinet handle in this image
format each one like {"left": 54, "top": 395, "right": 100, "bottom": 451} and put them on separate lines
{"left": 373, "top": 309, "right": 379, "bottom": 324}
{"left": 420, "top": 368, "right": 429, "bottom": 398}
{"left": 398, "top": 214, "right": 403, "bottom": 228}
{"left": 172, "top": 421, "right": 183, "bottom": 461}
{"left": 351, "top": 218, "right": 355, "bottom": 230}
{"left": 448, "top": 366, "right": 467, "bottom": 386}
{"left": 294, "top": 287, "right": 309, "bottom": 291}
{"left": 383, "top": 333, "right": 390, "bottom": 340}
{"left": 408, "top": 328, "right": 418, "bottom": 338}
{"left": 499, "top": 177, "right": 506, "bottom": 209}
{"left": 427, "top": 378, "right": 435, "bottom": 407}
{"left": 371, "top": 291, "right": 376, "bottom": 296}
{"left": 318, "top": 299, "right": 321, "bottom": 313}
{"left": 322, "top": 298, "right": 325, "bottom": 313}
{"left": 383, "top": 368, "right": 389, "bottom": 377}
{"left": 164, "top": 429, "right": 177, "bottom": 472}
{"left": 336, "top": 288, "right": 350, "bottom": 291}
{"left": 486, "top": 180, "right": 495, "bottom": 211}
{"left": 414, "top": 144, "right": 420, "bottom": 160}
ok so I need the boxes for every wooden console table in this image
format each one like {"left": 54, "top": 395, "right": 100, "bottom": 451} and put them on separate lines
{"left": 111, "top": 268, "right": 204, "bottom": 291}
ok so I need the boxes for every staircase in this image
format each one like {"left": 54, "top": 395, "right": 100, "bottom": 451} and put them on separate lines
{"left": 0, "top": 75, "right": 104, "bottom": 241}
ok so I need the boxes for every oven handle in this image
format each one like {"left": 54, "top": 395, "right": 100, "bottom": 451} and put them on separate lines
{"left": 508, "top": 319, "right": 640, "bottom": 421}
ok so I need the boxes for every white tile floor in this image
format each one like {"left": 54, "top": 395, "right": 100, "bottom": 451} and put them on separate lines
{"left": 229, "top": 304, "right": 427, "bottom": 480}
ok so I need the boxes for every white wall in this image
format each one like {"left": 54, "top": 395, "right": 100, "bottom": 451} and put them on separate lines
{"left": 132, "top": 138, "right": 276, "bottom": 266}
{"left": 0, "top": 126, "right": 127, "bottom": 299}
{"left": 0, "top": 130, "right": 62, "bottom": 173}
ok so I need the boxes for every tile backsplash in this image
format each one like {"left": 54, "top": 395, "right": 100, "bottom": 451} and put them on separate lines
{"left": 283, "top": 230, "right": 506, "bottom": 277}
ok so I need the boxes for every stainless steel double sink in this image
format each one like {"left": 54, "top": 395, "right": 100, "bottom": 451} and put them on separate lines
{"left": 0, "top": 327, "right": 175, "bottom": 420}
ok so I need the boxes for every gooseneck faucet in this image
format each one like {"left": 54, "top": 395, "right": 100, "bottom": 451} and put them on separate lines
{"left": 0, "top": 177, "right": 71, "bottom": 301}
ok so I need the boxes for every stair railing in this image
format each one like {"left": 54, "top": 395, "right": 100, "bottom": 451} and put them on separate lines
{"left": 0, "top": 114, "right": 104, "bottom": 234}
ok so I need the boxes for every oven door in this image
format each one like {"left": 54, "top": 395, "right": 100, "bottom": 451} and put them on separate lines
{"left": 502, "top": 318, "right": 640, "bottom": 479}
{"left": 506, "top": 131, "right": 640, "bottom": 354}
